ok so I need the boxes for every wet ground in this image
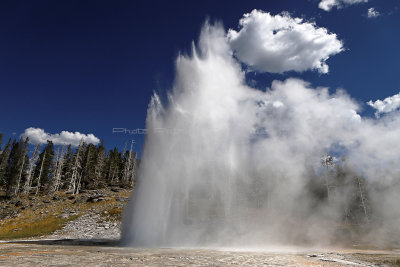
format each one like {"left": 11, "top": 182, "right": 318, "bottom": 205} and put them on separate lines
{"left": 0, "top": 239, "right": 399, "bottom": 266}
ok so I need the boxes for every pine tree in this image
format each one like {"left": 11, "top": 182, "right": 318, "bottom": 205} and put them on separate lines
{"left": 33, "top": 141, "right": 54, "bottom": 194}
{"left": 104, "top": 149, "right": 113, "bottom": 184}
{"left": 0, "top": 133, "right": 3, "bottom": 152}
{"left": 5, "top": 138, "right": 28, "bottom": 198}
{"left": 14, "top": 138, "right": 29, "bottom": 195}
{"left": 94, "top": 140, "right": 106, "bottom": 187}
{"left": 121, "top": 140, "right": 137, "bottom": 187}
{"left": 105, "top": 148, "right": 123, "bottom": 185}
{"left": 81, "top": 143, "right": 97, "bottom": 190}
{"left": 61, "top": 145, "right": 73, "bottom": 190}
{"left": 0, "top": 138, "right": 12, "bottom": 187}
{"left": 5, "top": 140, "right": 18, "bottom": 197}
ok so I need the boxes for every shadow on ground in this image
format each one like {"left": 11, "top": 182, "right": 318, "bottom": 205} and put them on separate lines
{"left": 1, "top": 238, "right": 120, "bottom": 247}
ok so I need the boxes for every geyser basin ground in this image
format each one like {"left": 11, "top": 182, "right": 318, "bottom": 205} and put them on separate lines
{"left": 1, "top": 240, "right": 400, "bottom": 266}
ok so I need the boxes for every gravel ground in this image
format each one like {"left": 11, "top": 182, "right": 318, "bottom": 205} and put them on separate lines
{"left": 1, "top": 242, "right": 399, "bottom": 266}
{"left": 2, "top": 190, "right": 399, "bottom": 266}
{"left": 48, "top": 213, "right": 121, "bottom": 240}
{"left": 2, "top": 211, "right": 396, "bottom": 266}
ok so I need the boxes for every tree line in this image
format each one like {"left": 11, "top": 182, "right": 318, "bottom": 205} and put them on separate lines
{"left": 0, "top": 133, "right": 139, "bottom": 198}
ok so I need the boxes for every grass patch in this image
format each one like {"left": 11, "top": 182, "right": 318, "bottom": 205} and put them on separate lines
{"left": 0, "top": 214, "right": 79, "bottom": 239}
{"left": 0, "top": 189, "right": 130, "bottom": 239}
{"left": 383, "top": 259, "right": 400, "bottom": 266}
{"left": 102, "top": 207, "right": 123, "bottom": 222}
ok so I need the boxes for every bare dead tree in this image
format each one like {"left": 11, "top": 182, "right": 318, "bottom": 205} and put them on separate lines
{"left": 35, "top": 152, "right": 46, "bottom": 196}
{"left": 68, "top": 140, "right": 85, "bottom": 195}
{"left": 131, "top": 152, "right": 138, "bottom": 187}
{"left": 75, "top": 170, "right": 84, "bottom": 194}
{"left": 14, "top": 153, "right": 26, "bottom": 195}
{"left": 49, "top": 147, "right": 60, "bottom": 189}
{"left": 55, "top": 145, "right": 66, "bottom": 192}
{"left": 50, "top": 145, "right": 66, "bottom": 194}
{"left": 94, "top": 145, "right": 106, "bottom": 185}
{"left": 23, "top": 144, "right": 41, "bottom": 194}
{"left": 321, "top": 154, "right": 334, "bottom": 201}
{"left": 356, "top": 175, "right": 369, "bottom": 223}
{"left": 110, "top": 166, "right": 117, "bottom": 184}
{"left": 122, "top": 140, "right": 134, "bottom": 186}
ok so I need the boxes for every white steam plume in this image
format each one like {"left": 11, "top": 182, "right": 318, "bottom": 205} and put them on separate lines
{"left": 122, "top": 22, "right": 400, "bottom": 248}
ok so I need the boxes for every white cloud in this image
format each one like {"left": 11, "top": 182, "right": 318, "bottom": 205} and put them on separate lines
{"left": 319, "top": 0, "right": 368, "bottom": 11}
{"left": 21, "top": 127, "right": 100, "bottom": 147}
{"left": 227, "top": 10, "right": 343, "bottom": 74}
{"left": 367, "top": 7, "right": 380, "bottom": 18}
{"left": 367, "top": 92, "right": 400, "bottom": 117}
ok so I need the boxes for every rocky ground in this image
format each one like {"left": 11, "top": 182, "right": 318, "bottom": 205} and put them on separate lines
{"left": 47, "top": 213, "right": 121, "bottom": 240}
{"left": 0, "top": 188, "right": 130, "bottom": 240}
{"left": 1, "top": 189, "right": 400, "bottom": 266}
{"left": 1, "top": 242, "right": 400, "bottom": 266}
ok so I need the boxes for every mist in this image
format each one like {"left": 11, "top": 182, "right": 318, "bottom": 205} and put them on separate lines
{"left": 122, "top": 22, "right": 400, "bottom": 248}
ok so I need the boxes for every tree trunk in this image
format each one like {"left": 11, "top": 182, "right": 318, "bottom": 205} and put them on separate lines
{"left": 122, "top": 140, "right": 134, "bottom": 186}
{"left": 68, "top": 140, "right": 84, "bottom": 195}
{"left": 35, "top": 152, "right": 46, "bottom": 196}
{"left": 50, "top": 145, "right": 66, "bottom": 194}
{"left": 23, "top": 144, "right": 40, "bottom": 194}
{"left": 14, "top": 155, "right": 26, "bottom": 195}
{"left": 357, "top": 176, "right": 369, "bottom": 223}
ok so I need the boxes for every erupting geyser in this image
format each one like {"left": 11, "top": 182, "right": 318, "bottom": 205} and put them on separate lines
{"left": 122, "top": 18, "right": 400, "bottom": 248}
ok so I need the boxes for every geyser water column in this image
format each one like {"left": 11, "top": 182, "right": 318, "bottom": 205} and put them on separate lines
{"left": 122, "top": 23, "right": 266, "bottom": 246}
{"left": 121, "top": 22, "right": 400, "bottom": 247}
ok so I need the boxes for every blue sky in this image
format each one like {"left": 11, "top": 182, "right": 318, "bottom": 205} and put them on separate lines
{"left": 0, "top": 0, "right": 399, "bottom": 155}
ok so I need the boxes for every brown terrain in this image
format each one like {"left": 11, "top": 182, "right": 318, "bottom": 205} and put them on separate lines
{"left": 1, "top": 189, "right": 400, "bottom": 266}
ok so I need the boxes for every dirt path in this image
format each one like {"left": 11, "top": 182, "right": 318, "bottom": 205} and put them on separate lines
{"left": 1, "top": 240, "right": 399, "bottom": 266}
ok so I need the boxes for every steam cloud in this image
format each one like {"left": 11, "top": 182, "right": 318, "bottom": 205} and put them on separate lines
{"left": 21, "top": 127, "right": 100, "bottom": 146}
{"left": 319, "top": 0, "right": 368, "bottom": 11}
{"left": 122, "top": 17, "right": 400, "bottom": 247}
